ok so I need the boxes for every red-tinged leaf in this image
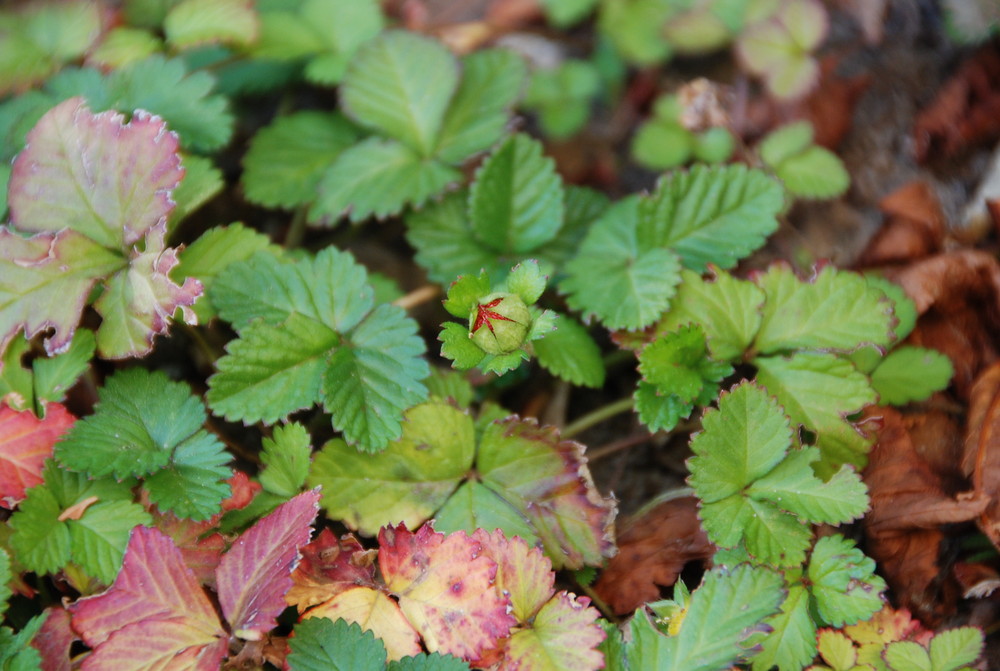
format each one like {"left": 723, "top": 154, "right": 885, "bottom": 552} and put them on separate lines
{"left": 287, "top": 528, "right": 378, "bottom": 612}
{"left": 222, "top": 471, "right": 260, "bottom": 511}
{"left": 216, "top": 489, "right": 320, "bottom": 640}
{"left": 378, "top": 524, "right": 515, "bottom": 662}
{"left": 473, "top": 529, "right": 554, "bottom": 623}
{"left": 33, "top": 607, "right": 76, "bottom": 671}
{"left": 9, "top": 97, "right": 184, "bottom": 249}
{"left": 69, "top": 526, "right": 226, "bottom": 670}
{"left": 500, "top": 592, "right": 605, "bottom": 671}
{"left": 151, "top": 511, "right": 225, "bottom": 587}
{"left": 303, "top": 587, "right": 422, "bottom": 661}
{"left": 0, "top": 403, "right": 75, "bottom": 509}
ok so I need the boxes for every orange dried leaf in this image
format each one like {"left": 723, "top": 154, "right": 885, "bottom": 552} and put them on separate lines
{"left": 962, "top": 362, "right": 1000, "bottom": 549}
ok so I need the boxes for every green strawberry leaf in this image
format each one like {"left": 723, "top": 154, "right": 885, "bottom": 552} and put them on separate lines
{"left": 406, "top": 191, "right": 501, "bottom": 285}
{"left": 634, "top": 382, "right": 691, "bottom": 433}
{"left": 440, "top": 322, "right": 487, "bottom": 370}
{"left": 638, "top": 325, "right": 732, "bottom": 404}
{"left": 758, "top": 121, "right": 814, "bottom": 167}
{"left": 533, "top": 314, "right": 605, "bottom": 388}
{"left": 259, "top": 423, "right": 312, "bottom": 498}
{"left": 443, "top": 271, "right": 492, "bottom": 319}
{"left": 871, "top": 346, "right": 954, "bottom": 405}
{"left": 142, "top": 429, "right": 232, "bottom": 521}
{"left": 752, "top": 583, "right": 815, "bottom": 671}
{"left": 773, "top": 145, "right": 850, "bottom": 200}
{"left": 808, "top": 534, "right": 886, "bottom": 628}
{"left": 68, "top": 499, "right": 152, "bottom": 584}
{"left": 287, "top": 614, "right": 387, "bottom": 671}
{"left": 164, "top": 0, "right": 260, "bottom": 50}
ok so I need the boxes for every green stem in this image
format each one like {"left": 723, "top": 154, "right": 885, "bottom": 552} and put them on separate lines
{"left": 283, "top": 206, "right": 309, "bottom": 249}
{"left": 576, "top": 579, "right": 619, "bottom": 624}
{"left": 562, "top": 397, "right": 634, "bottom": 439}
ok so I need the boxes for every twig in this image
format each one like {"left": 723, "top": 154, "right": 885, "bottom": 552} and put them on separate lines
{"left": 393, "top": 284, "right": 441, "bottom": 310}
{"left": 587, "top": 431, "right": 650, "bottom": 462}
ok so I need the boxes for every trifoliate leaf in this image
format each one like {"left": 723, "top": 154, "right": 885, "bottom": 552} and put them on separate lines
{"left": 758, "top": 121, "right": 814, "bottom": 167}
{"left": 639, "top": 325, "right": 732, "bottom": 404}
{"left": 808, "top": 535, "right": 886, "bottom": 628}
{"left": 562, "top": 198, "right": 682, "bottom": 330}
{"left": 378, "top": 525, "right": 515, "bottom": 660}
{"left": 505, "top": 259, "right": 548, "bottom": 305}
{"left": 597, "top": 0, "right": 672, "bottom": 64}
{"left": 634, "top": 382, "right": 691, "bottom": 433}
{"left": 142, "top": 429, "right": 232, "bottom": 521}
{"left": 478, "top": 418, "right": 616, "bottom": 569}
{"left": 9, "top": 461, "right": 137, "bottom": 579}
{"left": 406, "top": 191, "right": 500, "bottom": 284}
{"left": 259, "top": 423, "right": 311, "bottom": 498}
{"left": 299, "top": 0, "right": 384, "bottom": 85}
{"left": 68, "top": 499, "right": 152, "bottom": 585}
{"left": 307, "top": 403, "right": 474, "bottom": 535}
{"left": 312, "top": 138, "right": 461, "bottom": 224}
{"left": 503, "top": 591, "right": 606, "bottom": 671}
{"left": 754, "top": 352, "right": 876, "bottom": 471}
{"left": 435, "top": 48, "right": 526, "bottom": 164}
{"left": 753, "top": 582, "right": 816, "bottom": 671}
{"left": 0, "top": 403, "right": 75, "bottom": 509}
{"left": 174, "top": 223, "right": 279, "bottom": 322}
{"left": 534, "top": 315, "right": 605, "bottom": 388}
{"left": 208, "top": 315, "right": 338, "bottom": 425}
{"left": 440, "top": 322, "right": 487, "bottom": 370}
{"left": 434, "top": 481, "right": 541, "bottom": 549}
{"left": 324, "top": 304, "right": 429, "bottom": 449}
{"left": 469, "top": 134, "right": 564, "bottom": 254}
{"left": 164, "top": 0, "right": 259, "bottom": 50}
{"left": 871, "top": 346, "right": 954, "bottom": 406}
{"left": 754, "top": 265, "right": 894, "bottom": 354}
{"left": 216, "top": 490, "right": 319, "bottom": 639}
{"left": 638, "top": 165, "right": 785, "bottom": 272}
{"left": 443, "top": 271, "right": 492, "bottom": 319}
{"left": 341, "top": 31, "right": 459, "bottom": 156}
{"left": 288, "top": 617, "right": 387, "bottom": 671}
{"left": 243, "top": 111, "right": 363, "bottom": 209}
{"left": 211, "top": 247, "right": 373, "bottom": 333}
{"left": 55, "top": 368, "right": 207, "bottom": 479}
{"left": 656, "top": 268, "right": 766, "bottom": 361}
{"left": 626, "top": 565, "right": 784, "bottom": 671}
{"left": 735, "top": 0, "right": 826, "bottom": 100}
{"left": 70, "top": 527, "right": 228, "bottom": 668}
{"left": 773, "top": 145, "right": 850, "bottom": 199}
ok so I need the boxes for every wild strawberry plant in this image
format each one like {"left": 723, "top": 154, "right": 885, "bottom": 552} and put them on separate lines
{"left": 0, "top": 1, "right": 985, "bottom": 670}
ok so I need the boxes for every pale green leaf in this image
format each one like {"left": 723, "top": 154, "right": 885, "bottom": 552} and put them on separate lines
{"left": 433, "top": 480, "right": 540, "bottom": 547}
{"left": 627, "top": 565, "right": 785, "bottom": 671}
{"left": 174, "top": 223, "right": 279, "bottom": 322}
{"left": 689, "top": 382, "right": 792, "bottom": 503}
{"left": 322, "top": 304, "right": 429, "bottom": 450}
{"left": 759, "top": 121, "right": 814, "bottom": 168}
{"left": 752, "top": 584, "right": 816, "bottom": 671}
{"left": 884, "top": 641, "right": 932, "bottom": 671}
{"left": 311, "top": 138, "right": 461, "bottom": 224}
{"left": 169, "top": 155, "right": 224, "bottom": 229}
{"left": 638, "top": 165, "right": 785, "bottom": 272}
{"left": 164, "top": 0, "right": 260, "bottom": 49}
{"left": 425, "top": 367, "right": 473, "bottom": 407}
{"left": 406, "top": 191, "right": 498, "bottom": 284}
{"left": 32, "top": 328, "right": 95, "bottom": 408}
{"left": 748, "top": 447, "right": 869, "bottom": 525}
{"left": 88, "top": 27, "right": 162, "bottom": 70}
{"left": 341, "top": 31, "right": 459, "bottom": 155}
{"left": 540, "top": 0, "right": 599, "bottom": 26}
{"left": 754, "top": 265, "right": 895, "bottom": 354}
{"left": 308, "top": 402, "right": 472, "bottom": 534}
{"left": 440, "top": 322, "right": 486, "bottom": 370}
{"left": 775, "top": 145, "right": 850, "bottom": 200}
{"left": 55, "top": 368, "right": 206, "bottom": 480}
{"left": 208, "top": 314, "right": 336, "bottom": 424}
{"left": 631, "top": 120, "right": 692, "bottom": 170}
{"left": 928, "top": 627, "right": 984, "bottom": 671}
{"left": 259, "top": 423, "right": 312, "bottom": 498}
{"left": 639, "top": 325, "right": 731, "bottom": 403}
{"left": 435, "top": 48, "right": 527, "bottom": 164}
{"left": 469, "top": 134, "right": 564, "bottom": 254}
{"left": 502, "top": 592, "right": 605, "bottom": 670}
{"left": 539, "top": 185, "right": 610, "bottom": 271}
{"left": 742, "top": 498, "right": 813, "bottom": 566}
{"left": 815, "top": 630, "right": 860, "bottom": 671}
{"left": 504, "top": 259, "right": 548, "bottom": 304}
{"left": 562, "top": 198, "right": 682, "bottom": 330}
{"left": 533, "top": 315, "right": 605, "bottom": 388}
{"left": 8, "top": 484, "right": 69, "bottom": 576}
{"left": 597, "top": 0, "right": 672, "bottom": 64}
{"left": 871, "top": 347, "right": 953, "bottom": 406}
{"left": 808, "top": 535, "right": 886, "bottom": 628}
{"left": 242, "top": 111, "right": 362, "bottom": 209}
{"left": 143, "top": 429, "right": 231, "bottom": 520}
{"left": 68, "top": 500, "right": 151, "bottom": 585}
{"left": 656, "top": 268, "right": 766, "bottom": 361}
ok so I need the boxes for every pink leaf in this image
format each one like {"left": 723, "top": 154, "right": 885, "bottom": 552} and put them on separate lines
{"left": 0, "top": 403, "right": 75, "bottom": 509}
{"left": 378, "top": 524, "right": 515, "bottom": 662}
{"left": 9, "top": 97, "right": 184, "bottom": 249}
{"left": 33, "top": 607, "right": 76, "bottom": 671}
{"left": 472, "top": 529, "right": 554, "bottom": 623}
{"left": 69, "top": 526, "right": 227, "bottom": 671}
{"left": 215, "top": 489, "right": 320, "bottom": 640}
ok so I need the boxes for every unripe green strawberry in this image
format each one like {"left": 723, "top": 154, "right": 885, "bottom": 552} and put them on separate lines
{"left": 468, "top": 293, "right": 531, "bottom": 355}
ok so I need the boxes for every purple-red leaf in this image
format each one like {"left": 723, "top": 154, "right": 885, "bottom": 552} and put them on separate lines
{"left": 215, "top": 489, "right": 320, "bottom": 640}
{"left": 69, "top": 526, "right": 227, "bottom": 671}
{"left": 33, "top": 607, "right": 76, "bottom": 671}
{"left": 9, "top": 97, "right": 183, "bottom": 249}
{"left": 0, "top": 403, "right": 75, "bottom": 509}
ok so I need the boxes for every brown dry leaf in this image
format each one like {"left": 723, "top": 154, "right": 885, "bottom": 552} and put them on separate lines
{"left": 593, "top": 496, "right": 712, "bottom": 615}
{"left": 962, "top": 362, "right": 1000, "bottom": 550}
{"left": 856, "top": 181, "right": 945, "bottom": 266}
{"left": 863, "top": 407, "right": 987, "bottom": 623}
{"left": 802, "top": 57, "right": 871, "bottom": 149}
{"left": 886, "top": 250, "right": 1000, "bottom": 400}
{"left": 914, "top": 43, "right": 1000, "bottom": 163}
{"left": 383, "top": 0, "right": 542, "bottom": 52}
